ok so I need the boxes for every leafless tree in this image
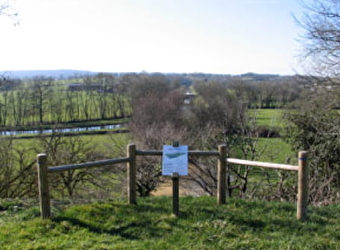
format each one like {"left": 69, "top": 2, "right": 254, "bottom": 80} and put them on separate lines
{"left": 297, "top": 0, "right": 340, "bottom": 78}
{"left": 127, "top": 77, "right": 266, "bottom": 197}
{"left": 185, "top": 81, "right": 264, "bottom": 197}
{"left": 35, "top": 133, "right": 108, "bottom": 198}
{"left": 128, "top": 84, "right": 186, "bottom": 196}
{"left": 0, "top": 137, "right": 37, "bottom": 198}
{"left": 0, "top": 0, "right": 18, "bottom": 25}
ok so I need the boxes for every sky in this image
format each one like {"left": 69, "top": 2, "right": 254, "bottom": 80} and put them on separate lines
{"left": 0, "top": 0, "right": 308, "bottom": 75}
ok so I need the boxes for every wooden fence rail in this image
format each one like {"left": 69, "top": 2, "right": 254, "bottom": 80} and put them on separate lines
{"left": 226, "top": 158, "right": 299, "bottom": 171}
{"left": 37, "top": 144, "right": 308, "bottom": 221}
{"left": 135, "top": 150, "right": 220, "bottom": 156}
{"left": 226, "top": 151, "right": 309, "bottom": 221}
{"left": 48, "top": 158, "right": 130, "bottom": 172}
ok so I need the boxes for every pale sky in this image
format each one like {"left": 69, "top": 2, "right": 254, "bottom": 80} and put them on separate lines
{"left": 0, "top": 0, "right": 307, "bottom": 75}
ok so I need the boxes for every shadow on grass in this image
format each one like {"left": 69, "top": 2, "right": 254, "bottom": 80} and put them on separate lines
{"left": 51, "top": 197, "right": 340, "bottom": 241}
{"left": 183, "top": 198, "right": 300, "bottom": 232}
{"left": 52, "top": 216, "right": 163, "bottom": 240}
{"left": 52, "top": 202, "right": 176, "bottom": 240}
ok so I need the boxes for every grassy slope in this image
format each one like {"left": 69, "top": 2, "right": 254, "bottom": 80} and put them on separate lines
{"left": 1, "top": 196, "right": 340, "bottom": 250}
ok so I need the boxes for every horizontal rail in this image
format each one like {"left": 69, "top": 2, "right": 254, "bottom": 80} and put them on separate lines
{"left": 227, "top": 158, "right": 299, "bottom": 171}
{"left": 48, "top": 155, "right": 297, "bottom": 173}
{"left": 136, "top": 150, "right": 162, "bottom": 156}
{"left": 190, "top": 151, "right": 220, "bottom": 156}
{"left": 136, "top": 150, "right": 219, "bottom": 156}
{"left": 48, "top": 157, "right": 130, "bottom": 172}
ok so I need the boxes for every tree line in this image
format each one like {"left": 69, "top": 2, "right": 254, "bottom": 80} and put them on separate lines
{"left": 0, "top": 74, "right": 131, "bottom": 127}
{"left": 1, "top": 69, "right": 339, "bottom": 204}
{"left": 0, "top": 71, "right": 305, "bottom": 200}
{"left": 0, "top": 72, "right": 305, "bottom": 128}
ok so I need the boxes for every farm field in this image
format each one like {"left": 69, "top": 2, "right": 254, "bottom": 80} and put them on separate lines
{"left": 13, "top": 132, "right": 294, "bottom": 165}
{"left": 250, "top": 108, "right": 286, "bottom": 128}
{"left": 11, "top": 133, "right": 129, "bottom": 157}
{"left": 256, "top": 137, "right": 295, "bottom": 164}
{"left": 10, "top": 106, "right": 294, "bottom": 168}
{"left": 1, "top": 196, "right": 339, "bottom": 250}
{"left": 5, "top": 108, "right": 297, "bottom": 202}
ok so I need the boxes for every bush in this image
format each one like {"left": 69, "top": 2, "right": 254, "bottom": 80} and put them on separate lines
{"left": 284, "top": 95, "right": 340, "bottom": 204}
{"left": 256, "top": 125, "right": 281, "bottom": 138}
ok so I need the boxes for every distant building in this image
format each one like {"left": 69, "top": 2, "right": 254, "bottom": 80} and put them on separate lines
{"left": 184, "top": 91, "right": 196, "bottom": 105}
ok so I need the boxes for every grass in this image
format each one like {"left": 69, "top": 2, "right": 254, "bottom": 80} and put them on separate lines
{"left": 1, "top": 196, "right": 340, "bottom": 249}
{"left": 248, "top": 108, "right": 296, "bottom": 164}
{"left": 14, "top": 136, "right": 293, "bottom": 165}
{"left": 256, "top": 137, "right": 296, "bottom": 164}
{"left": 15, "top": 132, "right": 293, "bottom": 165}
{"left": 250, "top": 108, "right": 285, "bottom": 128}
{"left": 12, "top": 133, "right": 129, "bottom": 153}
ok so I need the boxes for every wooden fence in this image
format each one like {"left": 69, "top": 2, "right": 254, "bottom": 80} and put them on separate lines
{"left": 37, "top": 144, "right": 308, "bottom": 221}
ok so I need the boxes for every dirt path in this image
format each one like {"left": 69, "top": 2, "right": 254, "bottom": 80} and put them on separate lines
{"left": 151, "top": 178, "right": 206, "bottom": 196}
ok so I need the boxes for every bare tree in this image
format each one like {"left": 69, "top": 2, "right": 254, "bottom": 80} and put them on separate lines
{"left": 185, "top": 81, "right": 263, "bottom": 196}
{"left": 0, "top": 0, "right": 18, "bottom": 25}
{"left": 127, "top": 77, "right": 265, "bottom": 197}
{"left": 128, "top": 85, "right": 186, "bottom": 196}
{"left": 280, "top": 1, "right": 340, "bottom": 205}
{"left": 0, "top": 137, "right": 37, "bottom": 198}
{"left": 35, "top": 133, "right": 108, "bottom": 198}
{"left": 26, "top": 77, "right": 54, "bottom": 124}
{"left": 297, "top": 0, "right": 340, "bottom": 77}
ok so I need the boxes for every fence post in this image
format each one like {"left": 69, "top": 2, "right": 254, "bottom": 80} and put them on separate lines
{"left": 37, "top": 153, "right": 51, "bottom": 219}
{"left": 172, "top": 172, "right": 180, "bottom": 216}
{"left": 127, "top": 144, "right": 137, "bottom": 205}
{"left": 217, "top": 144, "right": 227, "bottom": 205}
{"left": 297, "top": 151, "right": 309, "bottom": 221}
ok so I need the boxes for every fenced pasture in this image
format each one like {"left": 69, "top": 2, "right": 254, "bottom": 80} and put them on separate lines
{"left": 250, "top": 108, "right": 285, "bottom": 128}
{"left": 37, "top": 144, "right": 309, "bottom": 221}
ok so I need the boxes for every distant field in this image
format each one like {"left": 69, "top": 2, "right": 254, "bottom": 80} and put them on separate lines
{"left": 256, "top": 137, "right": 295, "bottom": 164}
{"left": 16, "top": 134, "right": 293, "bottom": 164}
{"left": 249, "top": 108, "right": 286, "bottom": 128}
{"left": 12, "top": 133, "right": 130, "bottom": 160}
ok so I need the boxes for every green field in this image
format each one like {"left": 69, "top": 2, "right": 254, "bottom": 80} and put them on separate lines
{"left": 13, "top": 133, "right": 129, "bottom": 160}
{"left": 249, "top": 108, "right": 286, "bottom": 128}
{"left": 1, "top": 196, "right": 339, "bottom": 250}
{"left": 256, "top": 137, "right": 296, "bottom": 164}
{"left": 12, "top": 132, "right": 293, "bottom": 166}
